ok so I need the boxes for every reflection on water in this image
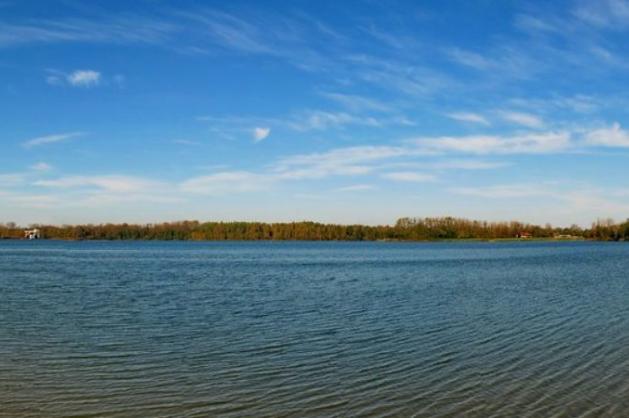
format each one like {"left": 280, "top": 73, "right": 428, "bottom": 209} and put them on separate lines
{"left": 2, "top": 240, "right": 629, "bottom": 417}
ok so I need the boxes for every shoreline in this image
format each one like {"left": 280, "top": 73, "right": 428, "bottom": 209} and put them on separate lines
{"left": 1, "top": 237, "right": 593, "bottom": 243}
{"left": 3, "top": 217, "right": 625, "bottom": 241}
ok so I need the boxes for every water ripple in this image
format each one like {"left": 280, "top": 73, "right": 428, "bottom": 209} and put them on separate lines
{"left": 2, "top": 241, "right": 629, "bottom": 417}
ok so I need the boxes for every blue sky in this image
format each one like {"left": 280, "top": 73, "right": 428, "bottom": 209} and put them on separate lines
{"left": 3, "top": 0, "right": 629, "bottom": 226}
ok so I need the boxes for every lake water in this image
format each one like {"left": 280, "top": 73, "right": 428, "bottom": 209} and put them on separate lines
{"left": 2, "top": 241, "right": 629, "bottom": 417}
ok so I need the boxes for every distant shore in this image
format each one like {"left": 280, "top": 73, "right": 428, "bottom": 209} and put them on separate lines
{"left": 0, "top": 237, "right": 590, "bottom": 242}
{"left": 2, "top": 217, "right": 625, "bottom": 241}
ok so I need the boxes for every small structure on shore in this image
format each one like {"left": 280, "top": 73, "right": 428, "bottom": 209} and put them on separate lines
{"left": 516, "top": 232, "right": 532, "bottom": 239}
{"left": 24, "top": 229, "right": 41, "bottom": 240}
{"left": 554, "top": 234, "right": 578, "bottom": 240}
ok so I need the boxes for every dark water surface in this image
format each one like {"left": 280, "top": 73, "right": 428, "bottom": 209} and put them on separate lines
{"left": 2, "top": 241, "right": 629, "bottom": 417}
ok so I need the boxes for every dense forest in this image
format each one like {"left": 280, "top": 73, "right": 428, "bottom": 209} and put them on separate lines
{"left": 2, "top": 217, "right": 629, "bottom": 241}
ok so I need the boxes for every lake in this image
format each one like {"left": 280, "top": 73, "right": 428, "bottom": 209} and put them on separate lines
{"left": 1, "top": 240, "right": 629, "bottom": 417}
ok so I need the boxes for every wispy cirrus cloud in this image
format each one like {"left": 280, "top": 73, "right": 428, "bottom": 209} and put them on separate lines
{"left": 499, "top": 111, "right": 544, "bottom": 128}
{"left": 334, "top": 184, "right": 374, "bottom": 192}
{"left": 446, "top": 45, "right": 540, "bottom": 80}
{"left": 179, "top": 10, "right": 275, "bottom": 55}
{"left": 34, "top": 175, "right": 161, "bottom": 193}
{"left": 273, "top": 145, "right": 412, "bottom": 180}
{"left": 174, "top": 9, "right": 336, "bottom": 71}
{"left": 585, "top": 122, "right": 629, "bottom": 147}
{"left": 22, "top": 132, "right": 84, "bottom": 148}
{"left": 319, "top": 92, "right": 393, "bottom": 113}
{"left": 507, "top": 94, "right": 600, "bottom": 114}
{"left": 288, "top": 110, "right": 381, "bottom": 131}
{"left": 173, "top": 139, "right": 201, "bottom": 146}
{"left": 506, "top": 3, "right": 629, "bottom": 82}
{"left": 450, "top": 184, "right": 553, "bottom": 198}
{"left": 417, "top": 131, "right": 571, "bottom": 154}
{"left": 446, "top": 47, "right": 494, "bottom": 70}
{"left": 447, "top": 182, "right": 629, "bottom": 225}
{"left": 0, "top": 7, "right": 341, "bottom": 76}
{"left": 30, "top": 162, "right": 52, "bottom": 171}
{"left": 381, "top": 172, "right": 436, "bottom": 182}
{"left": 514, "top": 14, "right": 564, "bottom": 34}
{"left": 273, "top": 145, "right": 510, "bottom": 181}
{"left": 198, "top": 109, "right": 413, "bottom": 138}
{"left": 446, "top": 112, "right": 490, "bottom": 125}
{"left": 429, "top": 159, "right": 508, "bottom": 170}
{"left": 0, "top": 15, "right": 177, "bottom": 48}
{"left": 180, "top": 171, "right": 274, "bottom": 194}
{"left": 380, "top": 159, "right": 509, "bottom": 171}
{"left": 348, "top": 54, "right": 455, "bottom": 98}
{"left": 573, "top": 0, "right": 629, "bottom": 28}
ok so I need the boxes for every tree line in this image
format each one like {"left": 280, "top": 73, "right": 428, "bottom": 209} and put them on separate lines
{"left": 1, "top": 217, "right": 629, "bottom": 241}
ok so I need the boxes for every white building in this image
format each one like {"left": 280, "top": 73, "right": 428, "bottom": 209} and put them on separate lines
{"left": 24, "top": 229, "right": 41, "bottom": 240}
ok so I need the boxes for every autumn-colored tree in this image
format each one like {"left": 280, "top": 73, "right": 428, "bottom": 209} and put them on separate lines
{"left": 1, "top": 217, "right": 626, "bottom": 241}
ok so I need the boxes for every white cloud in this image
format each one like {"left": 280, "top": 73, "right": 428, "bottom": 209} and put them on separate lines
{"left": 499, "top": 111, "right": 544, "bottom": 128}
{"left": 30, "top": 162, "right": 52, "bottom": 171}
{"left": 349, "top": 55, "right": 452, "bottom": 98}
{"left": 445, "top": 45, "right": 537, "bottom": 81}
{"left": 320, "top": 92, "right": 392, "bottom": 113}
{"left": 419, "top": 131, "right": 570, "bottom": 154}
{"left": 334, "top": 184, "right": 374, "bottom": 192}
{"left": 273, "top": 145, "right": 496, "bottom": 180}
{"left": 446, "top": 48, "right": 493, "bottom": 70}
{"left": 585, "top": 122, "right": 629, "bottom": 147}
{"left": 381, "top": 172, "right": 436, "bottom": 182}
{"left": 377, "top": 159, "right": 509, "bottom": 171}
{"left": 446, "top": 183, "right": 629, "bottom": 225}
{"left": 198, "top": 109, "right": 412, "bottom": 137}
{"left": 180, "top": 171, "right": 274, "bottom": 194}
{"left": 515, "top": 14, "right": 560, "bottom": 33}
{"left": 46, "top": 69, "right": 122, "bottom": 88}
{"left": 185, "top": 11, "right": 274, "bottom": 54}
{"left": 67, "top": 70, "right": 101, "bottom": 87}
{"left": 563, "top": 189, "right": 629, "bottom": 216}
{"left": 289, "top": 110, "right": 381, "bottom": 131}
{"left": 277, "top": 145, "right": 409, "bottom": 168}
{"left": 274, "top": 145, "right": 414, "bottom": 179}
{"left": 277, "top": 165, "right": 371, "bottom": 180}
{"left": 508, "top": 95, "right": 599, "bottom": 114}
{"left": 556, "top": 95, "right": 600, "bottom": 113}
{"left": 253, "top": 127, "right": 270, "bottom": 142}
{"left": 0, "top": 15, "right": 177, "bottom": 48}
{"left": 173, "top": 139, "right": 200, "bottom": 145}
{"left": 446, "top": 112, "right": 490, "bottom": 125}
{"left": 428, "top": 160, "right": 508, "bottom": 170}
{"left": 34, "top": 175, "right": 160, "bottom": 193}
{"left": 46, "top": 74, "right": 63, "bottom": 85}
{"left": 574, "top": 0, "right": 629, "bottom": 28}
{"left": 23, "top": 132, "right": 84, "bottom": 148}
{"left": 450, "top": 184, "right": 552, "bottom": 198}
